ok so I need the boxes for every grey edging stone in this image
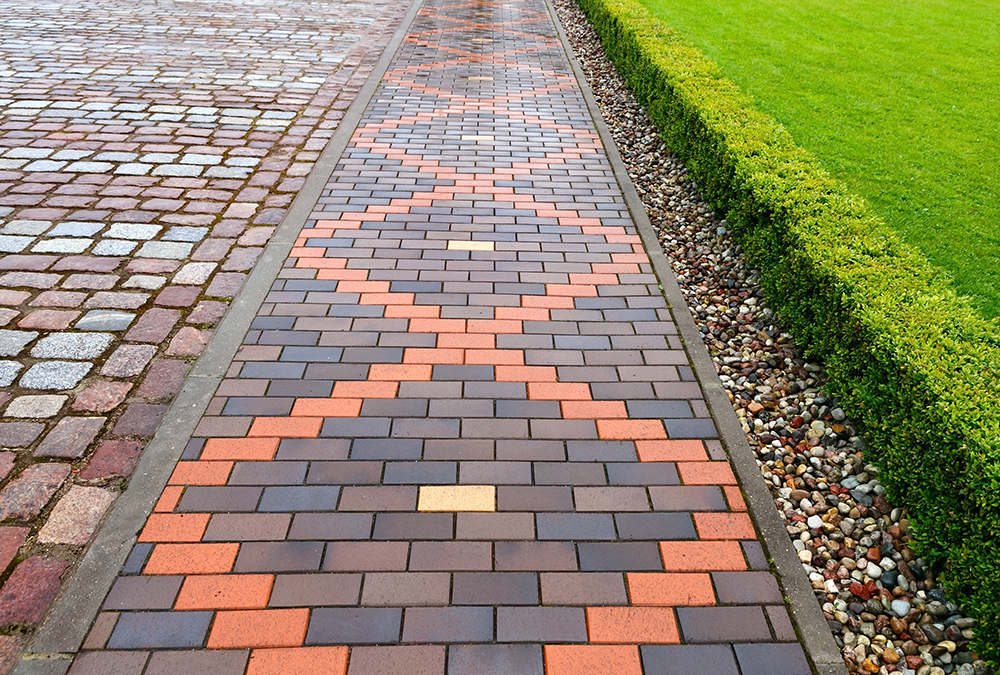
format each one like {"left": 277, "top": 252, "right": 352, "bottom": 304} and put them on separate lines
{"left": 544, "top": 3, "right": 848, "bottom": 675}
{"left": 14, "top": 0, "right": 427, "bottom": 667}
{"left": 8, "top": 660, "right": 69, "bottom": 675}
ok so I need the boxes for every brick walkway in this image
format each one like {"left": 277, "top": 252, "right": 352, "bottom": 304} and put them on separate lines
{"left": 66, "top": 0, "right": 813, "bottom": 672}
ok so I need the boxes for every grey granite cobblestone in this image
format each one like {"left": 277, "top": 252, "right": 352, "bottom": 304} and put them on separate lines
{"left": 20, "top": 362, "right": 93, "bottom": 390}
{"left": 0, "top": 362, "right": 23, "bottom": 387}
{"left": 0, "top": 332, "right": 37, "bottom": 357}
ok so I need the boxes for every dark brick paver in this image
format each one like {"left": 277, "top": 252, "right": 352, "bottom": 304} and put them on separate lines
{"left": 70, "top": 0, "right": 812, "bottom": 672}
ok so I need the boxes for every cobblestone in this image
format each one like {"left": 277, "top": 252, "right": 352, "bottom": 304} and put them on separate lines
{"left": 0, "top": 331, "right": 37, "bottom": 357}
{"left": 18, "top": 310, "right": 79, "bottom": 330}
{"left": 0, "top": 423, "right": 43, "bottom": 448}
{"left": 78, "top": 440, "right": 143, "bottom": 481}
{"left": 0, "top": 364, "right": 22, "bottom": 388}
{"left": 123, "top": 310, "right": 179, "bottom": 344}
{"left": 0, "top": 528, "right": 27, "bottom": 573}
{"left": 72, "top": 381, "right": 132, "bottom": 413}
{"left": 86, "top": 293, "right": 149, "bottom": 310}
{"left": 122, "top": 276, "right": 166, "bottom": 291}
{"left": 30, "top": 333, "right": 114, "bottom": 360}
{"left": 135, "top": 242, "right": 192, "bottom": 259}
{"left": 0, "top": 274, "right": 60, "bottom": 289}
{"left": 0, "top": 558, "right": 71, "bottom": 626}
{"left": 0, "top": 463, "right": 70, "bottom": 521}
{"left": 166, "top": 328, "right": 210, "bottom": 357}
{"left": 20, "top": 361, "right": 93, "bottom": 390}
{"left": 48, "top": 223, "right": 103, "bottom": 238}
{"left": 3, "top": 396, "right": 67, "bottom": 419}
{"left": 173, "top": 263, "right": 216, "bottom": 285}
{"left": 74, "top": 311, "right": 136, "bottom": 331}
{"left": 36, "top": 486, "right": 116, "bottom": 545}
{"left": 35, "top": 417, "right": 106, "bottom": 459}
{"left": 134, "top": 361, "right": 188, "bottom": 401}
{"left": 101, "top": 345, "right": 157, "bottom": 377}
{"left": 105, "top": 224, "right": 160, "bottom": 240}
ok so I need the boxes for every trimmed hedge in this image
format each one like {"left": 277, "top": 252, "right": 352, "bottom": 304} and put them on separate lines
{"left": 573, "top": 0, "right": 1000, "bottom": 661}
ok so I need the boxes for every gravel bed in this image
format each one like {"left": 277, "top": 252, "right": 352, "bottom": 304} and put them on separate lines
{"left": 552, "top": 1, "right": 995, "bottom": 673}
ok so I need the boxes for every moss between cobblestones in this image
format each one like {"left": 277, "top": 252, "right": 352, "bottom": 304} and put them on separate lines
{"left": 572, "top": 0, "right": 1000, "bottom": 661}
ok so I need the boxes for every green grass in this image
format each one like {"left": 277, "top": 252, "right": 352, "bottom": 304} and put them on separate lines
{"left": 636, "top": 0, "right": 1000, "bottom": 318}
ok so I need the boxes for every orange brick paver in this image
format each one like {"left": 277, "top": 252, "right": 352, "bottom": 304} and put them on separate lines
{"left": 660, "top": 541, "right": 749, "bottom": 571}
{"left": 246, "top": 647, "right": 349, "bottom": 675}
{"left": 544, "top": 645, "right": 643, "bottom": 675}
{"left": 201, "top": 438, "right": 279, "bottom": 461}
{"left": 586, "top": 606, "right": 681, "bottom": 644}
{"left": 290, "top": 399, "right": 363, "bottom": 418}
{"left": 143, "top": 543, "right": 239, "bottom": 575}
{"left": 248, "top": 417, "right": 323, "bottom": 438}
{"left": 168, "top": 461, "right": 234, "bottom": 486}
{"left": 636, "top": 439, "right": 707, "bottom": 462}
{"left": 678, "top": 461, "right": 738, "bottom": 485}
{"left": 560, "top": 401, "right": 628, "bottom": 419}
{"left": 207, "top": 608, "right": 310, "bottom": 649}
{"left": 596, "top": 419, "right": 667, "bottom": 440}
{"left": 627, "top": 573, "right": 717, "bottom": 606}
{"left": 137, "top": 513, "right": 210, "bottom": 543}
{"left": 174, "top": 574, "right": 274, "bottom": 610}
{"left": 694, "top": 512, "right": 757, "bottom": 539}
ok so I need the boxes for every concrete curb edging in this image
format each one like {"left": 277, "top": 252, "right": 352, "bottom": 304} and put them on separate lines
{"left": 12, "top": 2, "right": 426, "bottom": 671}
{"left": 544, "top": 3, "right": 848, "bottom": 673}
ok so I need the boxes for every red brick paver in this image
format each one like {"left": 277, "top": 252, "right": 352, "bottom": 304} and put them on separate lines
{"left": 69, "top": 0, "right": 812, "bottom": 673}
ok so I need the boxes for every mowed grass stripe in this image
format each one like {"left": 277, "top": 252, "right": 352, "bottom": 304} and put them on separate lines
{"left": 639, "top": 0, "right": 1000, "bottom": 318}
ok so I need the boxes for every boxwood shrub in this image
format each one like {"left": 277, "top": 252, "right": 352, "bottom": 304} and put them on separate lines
{"left": 573, "top": 0, "right": 1000, "bottom": 660}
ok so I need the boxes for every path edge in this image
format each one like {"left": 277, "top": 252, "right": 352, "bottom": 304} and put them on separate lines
{"left": 543, "top": 2, "right": 847, "bottom": 673}
{"left": 13, "top": 0, "right": 426, "bottom": 670}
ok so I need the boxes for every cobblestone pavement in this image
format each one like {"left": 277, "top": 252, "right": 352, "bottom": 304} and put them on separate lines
{"left": 64, "top": 0, "right": 818, "bottom": 672}
{"left": 0, "top": 0, "right": 409, "bottom": 667}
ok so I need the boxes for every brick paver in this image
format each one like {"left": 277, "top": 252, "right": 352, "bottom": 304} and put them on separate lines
{"left": 0, "top": 0, "right": 410, "bottom": 663}
{"left": 69, "top": 0, "right": 812, "bottom": 672}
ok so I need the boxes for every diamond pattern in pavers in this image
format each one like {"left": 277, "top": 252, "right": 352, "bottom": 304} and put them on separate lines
{"left": 70, "top": 0, "right": 814, "bottom": 671}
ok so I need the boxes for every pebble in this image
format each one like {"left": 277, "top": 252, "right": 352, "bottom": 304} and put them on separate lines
{"left": 551, "top": 2, "right": 996, "bottom": 673}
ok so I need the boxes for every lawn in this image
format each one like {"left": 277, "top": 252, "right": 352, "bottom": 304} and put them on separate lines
{"left": 636, "top": 0, "right": 1000, "bottom": 318}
